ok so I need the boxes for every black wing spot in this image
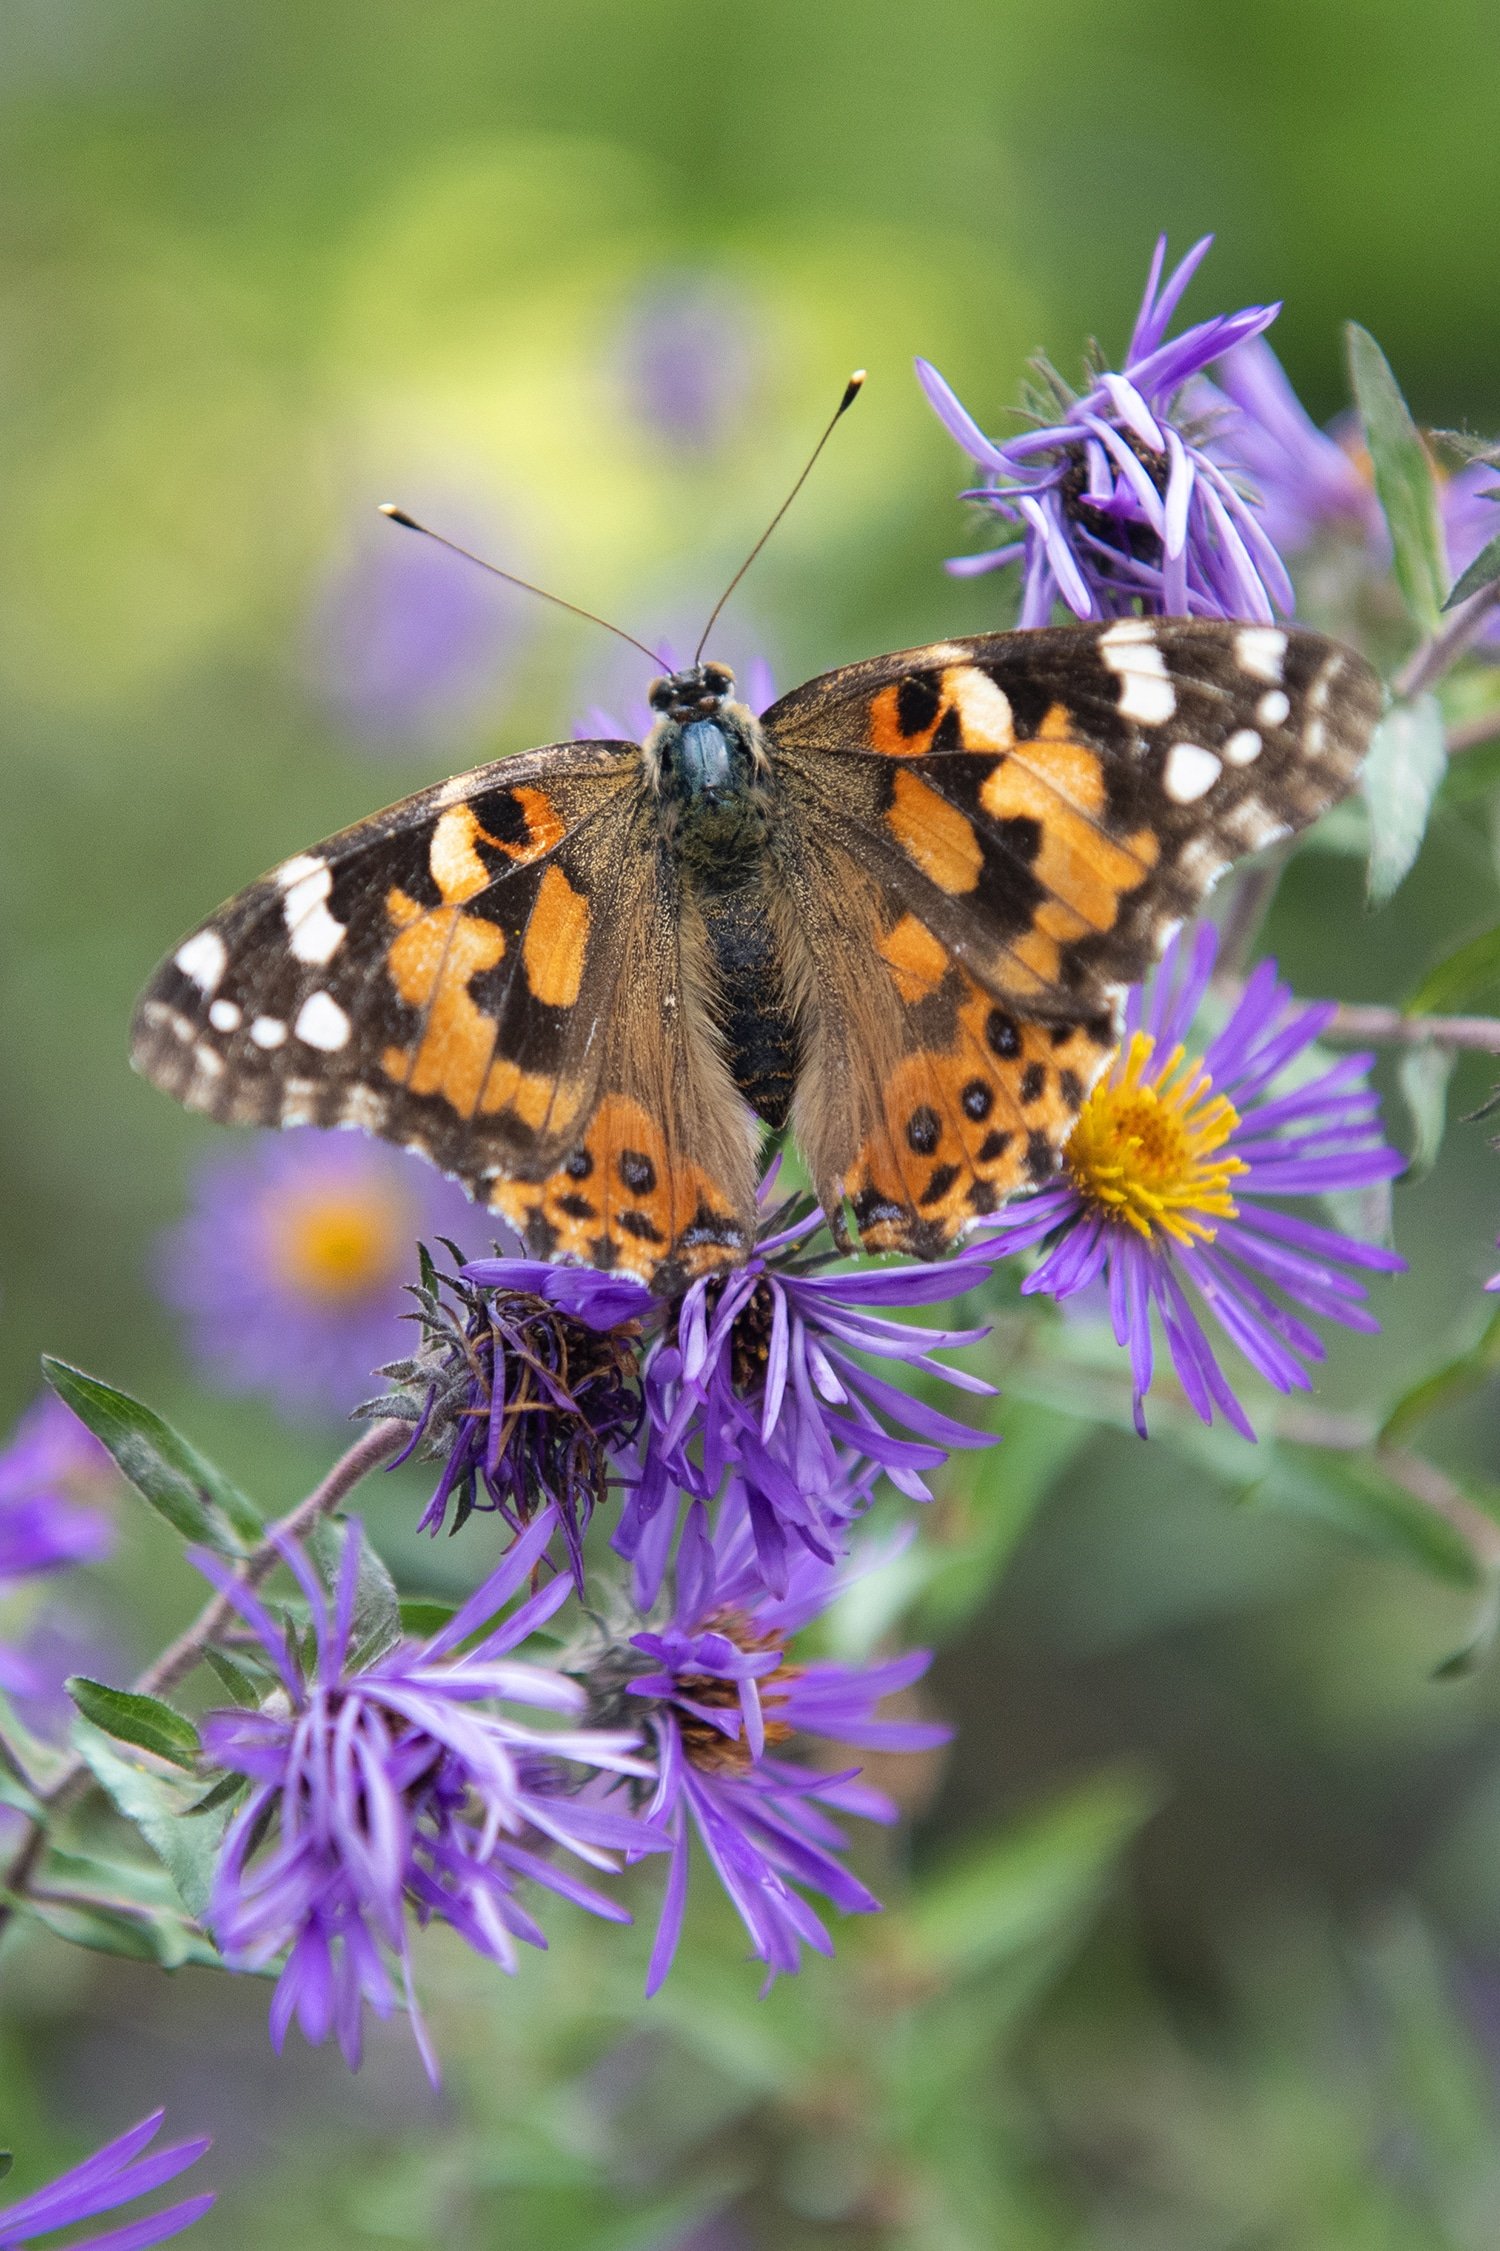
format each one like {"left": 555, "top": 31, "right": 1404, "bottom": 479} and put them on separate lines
{"left": 617, "top": 1208, "right": 664, "bottom": 1244}
{"left": 961, "top": 1078, "right": 994, "bottom": 1121}
{"left": 896, "top": 672, "right": 941, "bottom": 738}
{"left": 986, "top": 1008, "right": 1022, "bottom": 1059}
{"left": 1024, "top": 1130, "right": 1056, "bottom": 1183}
{"left": 1058, "top": 1069, "right": 1084, "bottom": 1110}
{"left": 555, "top": 1192, "right": 597, "bottom": 1221}
{"left": 1019, "top": 1062, "right": 1046, "bottom": 1106}
{"left": 919, "top": 1162, "right": 961, "bottom": 1207}
{"left": 993, "top": 815, "right": 1042, "bottom": 865}
{"left": 906, "top": 1104, "right": 942, "bottom": 1155}
{"left": 618, "top": 1149, "right": 657, "bottom": 1195}
{"left": 977, "top": 1129, "right": 1013, "bottom": 1164}
{"left": 564, "top": 1148, "right": 593, "bottom": 1180}
{"left": 1049, "top": 1022, "right": 1077, "bottom": 1048}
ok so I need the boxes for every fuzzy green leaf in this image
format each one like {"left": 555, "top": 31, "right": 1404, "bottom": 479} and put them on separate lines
{"left": 398, "top": 1598, "right": 459, "bottom": 1639}
{"left": 70, "top": 1721, "right": 227, "bottom": 1921}
{"left": 1443, "top": 530, "right": 1500, "bottom": 612}
{"left": 1249, "top": 1449, "right": 1483, "bottom": 1588}
{"left": 0, "top": 2155, "right": 11, "bottom": 2185}
{"left": 1406, "top": 921, "right": 1500, "bottom": 1014}
{"left": 1362, "top": 695, "right": 1447, "bottom": 906}
{"left": 1397, "top": 1045, "right": 1455, "bottom": 1180}
{"left": 1347, "top": 323, "right": 1448, "bottom": 631}
{"left": 65, "top": 1679, "right": 201, "bottom": 1769}
{"left": 1380, "top": 1309, "right": 1500, "bottom": 1446}
{"left": 41, "top": 1358, "right": 261, "bottom": 1555}
{"left": 201, "top": 1646, "right": 266, "bottom": 1708}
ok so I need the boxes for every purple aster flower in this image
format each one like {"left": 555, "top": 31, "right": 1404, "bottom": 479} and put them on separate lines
{"left": 617, "top": 1180, "right": 1000, "bottom": 1605}
{"left": 196, "top": 1509, "right": 657, "bottom": 2082}
{"left": 310, "top": 490, "right": 534, "bottom": 751}
{"left": 372, "top": 1254, "right": 651, "bottom": 1590}
{"left": 612, "top": 269, "right": 763, "bottom": 452}
{"left": 0, "top": 1395, "right": 116, "bottom": 1594}
{"left": 0, "top": 2110, "right": 212, "bottom": 2249}
{"left": 1213, "top": 335, "right": 1500, "bottom": 640}
{"left": 599, "top": 1491, "right": 948, "bottom": 1995}
{"left": 917, "top": 234, "right": 1292, "bottom": 624}
{"left": 156, "top": 1129, "right": 493, "bottom": 1421}
{"left": 983, "top": 922, "right": 1405, "bottom": 1438}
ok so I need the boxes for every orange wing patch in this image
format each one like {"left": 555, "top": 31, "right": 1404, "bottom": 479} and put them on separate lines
{"left": 885, "top": 769, "right": 982, "bottom": 895}
{"left": 381, "top": 886, "right": 505, "bottom": 1116}
{"left": 868, "top": 662, "right": 1017, "bottom": 758}
{"left": 490, "top": 1093, "right": 748, "bottom": 1288}
{"left": 845, "top": 970, "right": 1114, "bottom": 1257}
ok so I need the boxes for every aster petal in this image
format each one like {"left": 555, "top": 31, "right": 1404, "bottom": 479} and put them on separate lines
{"left": 913, "top": 357, "right": 1014, "bottom": 469}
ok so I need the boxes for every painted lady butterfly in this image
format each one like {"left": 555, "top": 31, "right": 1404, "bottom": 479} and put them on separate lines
{"left": 133, "top": 616, "right": 1380, "bottom": 1292}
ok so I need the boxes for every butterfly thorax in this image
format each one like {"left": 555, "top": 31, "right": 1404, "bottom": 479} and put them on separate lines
{"left": 643, "top": 660, "right": 798, "bottom": 1131}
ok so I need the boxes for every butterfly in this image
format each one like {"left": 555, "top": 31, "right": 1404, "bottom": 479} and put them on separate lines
{"left": 132, "top": 616, "right": 1381, "bottom": 1294}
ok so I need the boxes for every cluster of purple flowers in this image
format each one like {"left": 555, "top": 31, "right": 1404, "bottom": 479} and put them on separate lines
{"left": 126, "top": 226, "right": 1448, "bottom": 2092}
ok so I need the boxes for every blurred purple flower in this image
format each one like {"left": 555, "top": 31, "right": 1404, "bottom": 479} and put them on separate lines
{"left": 0, "top": 2109, "right": 212, "bottom": 2249}
{"left": 197, "top": 1510, "right": 656, "bottom": 2084}
{"left": 310, "top": 495, "right": 533, "bottom": 751}
{"left": 918, "top": 234, "right": 1291, "bottom": 624}
{"left": 611, "top": 1491, "right": 948, "bottom": 1994}
{"left": 1212, "top": 335, "right": 1500, "bottom": 638}
{"left": 617, "top": 1183, "right": 999, "bottom": 1605}
{"left": 375, "top": 1254, "right": 650, "bottom": 1591}
{"left": 984, "top": 923, "right": 1405, "bottom": 1438}
{"left": 156, "top": 1130, "right": 492, "bottom": 1422}
{"left": 612, "top": 270, "right": 762, "bottom": 452}
{"left": 0, "top": 1396, "right": 115, "bottom": 1594}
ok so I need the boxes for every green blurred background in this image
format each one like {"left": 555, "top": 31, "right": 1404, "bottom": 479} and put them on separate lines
{"left": 5, "top": 2, "right": 1500, "bottom": 2243}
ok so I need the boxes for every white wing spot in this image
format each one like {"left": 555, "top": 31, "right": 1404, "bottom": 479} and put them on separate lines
{"left": 1227, "top": 801, "right": 1292, "bottom": 852}
{"left": 275, "top": 853, "right": 325, "bottom": 889}
{"left": 1256, "top": 688, "right": 1291, "bottom": 727}
{"left": 945, "top": 665, "right": 1015, "bottom": 751}
{"left": 208, "top": 998, "right": 241, "bottom": 1032}
{"left": 1307, "top": 716, "right": 1327, "bottom": 755}
{"left": 1235, "top": 627, "right": 1287, "bottom": 682}
{"left": 250, "top": 1015, "right": 287, "bottom": 1049}
{"left": 190, "top": 1044, "right": 224, "bottom": 1078}
{"left": 1102, "top": 629, "right": 1177, "bottom": 726}
{"left": 339, "top": 1085, "right": 390, "bottom": 1132}
{"left": 1178, "top": 837, "right": 1227, "bottom": 888}
{"left": 173, "top": 929, "right": 227, "bottom": 994}
{"left": 1224, "top": 728, "right": 1262, "bottom": 766}
{"left": 280, "top": 1079, "right": 321, "bottom": 1127}
{"left": 295, "top": 991, "right": 352, "bottom": 1051}
{"left": 1163, "top": 742, "right": 1221, "bottom": 803}
{"left": 281, "top": 862, "right": 346, "bottom": 967}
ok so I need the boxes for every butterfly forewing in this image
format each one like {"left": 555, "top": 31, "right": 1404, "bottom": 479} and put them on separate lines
{"left": 763, "top": 618, "right": 1382, "bottom": 1255}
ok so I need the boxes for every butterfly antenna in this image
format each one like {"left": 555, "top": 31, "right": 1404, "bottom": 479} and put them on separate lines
{"left": 692, "top": 370, "right": 865, "bottom": 665}
{"left": 377, "top": 505, "right": 663, "bottom": 666}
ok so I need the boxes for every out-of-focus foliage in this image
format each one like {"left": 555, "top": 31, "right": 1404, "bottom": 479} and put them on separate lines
{"left": 4, "top": 2, "right": 1500, "bottom": 2245}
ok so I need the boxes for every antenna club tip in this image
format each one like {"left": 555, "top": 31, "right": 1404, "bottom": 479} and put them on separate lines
{"left": 378, "top": 502, "right": 418, "bottom": 528}
{"left": 839, "top": 371, "right": 866, "bottom": 411}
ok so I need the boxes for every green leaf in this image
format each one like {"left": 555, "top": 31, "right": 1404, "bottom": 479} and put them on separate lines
{"left": 398, "top": 1598, "right": 459, "bottom": 1639}
{"left": 201, "top": 1646, "right": 266, "bottom": 1707}
{"left": 307, "top": 1516, "right": 403, "bottom": 1668}
{"left": 66, "top": 1678, "right": 201, "bottom": 1769}
{"left": 0, "top": 2155, "right": 10, "bottom": 2185}
{"left": 70, "top": 1720, "right": 227, "bottom": 1921}
{"left": 41, "top": 1359, "right": 261, "bottom": 1555}
{"left": 1380, "top": 1308, "right": 1500, "bottom": 1446}
{"left": 1443, "top": 530, "right": 1500, "bottom": 612}
{"left": 1361, "top": 695, "right": 1447, "bottom": 905}
{"left": 907, "top": 1769, "right": 1154, "bottom": 1984}
{"left": 1346, "top": 323, "right": 1448, "bottom": 631}
{"left": 1406, "top": 921, "right": 1500, "bottom": 1014}
{"left": 1397, "top": 1045, "right": 1456, "bottom": 1179}
{"left": 22, "top": 1896, "right": 167, "bottom": 1963}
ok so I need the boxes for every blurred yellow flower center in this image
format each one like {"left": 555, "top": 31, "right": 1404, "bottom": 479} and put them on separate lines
{"left": 270, "top": 1189, "right": 409, "bottom": 1303}
{"left": 1064, "top": 1032, "right": 1246, "bottom": 1246}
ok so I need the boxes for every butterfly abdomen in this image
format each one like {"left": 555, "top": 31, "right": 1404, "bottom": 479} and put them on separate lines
{"left": 693, "top": 877, "right": 800, "bottom": 1132}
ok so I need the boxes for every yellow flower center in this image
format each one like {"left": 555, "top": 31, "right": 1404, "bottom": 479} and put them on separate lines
{"left": 269, "top": 1187, "right": 411, "bottom": 1303}
{"left": 1063, "top": 1031, "right": 1247, "bottom": 1247}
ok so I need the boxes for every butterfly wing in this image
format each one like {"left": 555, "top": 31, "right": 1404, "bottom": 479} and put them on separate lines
{"left": 762, "top": 619, "right": 1380, "bottom": 1254}
{"left": 132, "top": 742, "right": 758, "bottom": 1289}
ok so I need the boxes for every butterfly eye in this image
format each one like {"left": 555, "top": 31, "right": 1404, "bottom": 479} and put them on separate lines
{"left": 701, "top": 661, "right": 734, "bottom": 694}
{"left": 647, "top": 677, "right": 674, "bottom": 712}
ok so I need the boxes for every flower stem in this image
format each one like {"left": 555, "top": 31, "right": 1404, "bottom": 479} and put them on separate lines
{"left": 1393, "top": 580, "right": 1500, "bottom": 703}
{"left": 1212, "top": 982, "right": 1500, "bottom": 1055}
{"left": 0, "top": 1417, "right": 408, "bottom": 1938}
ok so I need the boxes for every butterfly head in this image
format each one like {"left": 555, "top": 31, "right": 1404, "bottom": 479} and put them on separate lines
{"left": 643, "top": 661, "right": 769, "bottom": 852}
